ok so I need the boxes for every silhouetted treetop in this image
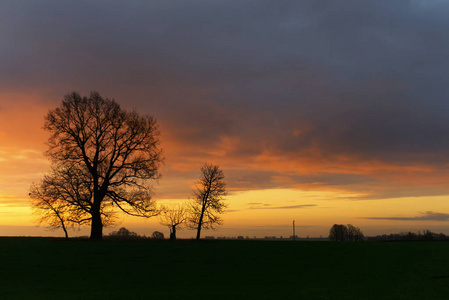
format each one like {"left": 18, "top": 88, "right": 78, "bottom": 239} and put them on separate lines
{"left": 45, "top": 92, "right": 162, "bottom": 182}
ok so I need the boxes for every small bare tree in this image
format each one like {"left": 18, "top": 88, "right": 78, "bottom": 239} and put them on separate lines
{"left": 30, "top": 164, "right": 94, "bottom": 239}
{"left": 159, "top": 203, "right": 187, "bottom": 240}
{"left": 188, "top": 163, "right": 227, "bottom": 240}
{"left": 30, "top": 188, "right": 71, "bottom": 239}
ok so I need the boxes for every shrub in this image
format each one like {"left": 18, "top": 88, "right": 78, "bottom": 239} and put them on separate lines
{"left": 151, "top": 231, "right": 165, "bottom": 240}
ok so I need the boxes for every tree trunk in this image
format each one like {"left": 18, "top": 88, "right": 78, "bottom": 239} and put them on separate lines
{"left": 171, "top": 226, "right": 176, "bottom": 241}
{"left": 62, "top": 223, "right": 69, "bottom": 240}
{"left": 196, "top": 224, "right": 202, "bottom": 240}
{"left": 196, "top": 189, "right": 210, "bottom": 240}
{"left": 90, "top": 210, "right": 103, "bottom": 240}
{"left": 196, "top": 212, "right": 204, "bottom": 240}
{"left": 56, "top": 212, "right": 69, "bottom": 240}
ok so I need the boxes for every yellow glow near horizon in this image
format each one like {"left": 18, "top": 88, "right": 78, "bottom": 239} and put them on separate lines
{"left": 0, "top": 204, "right": 34, "bottom": 225}
{"left": 120, "top": 189, "right": 449, "bottom": 237}
{"left": 1, "top": 188, "right": 449, "bottom": 237}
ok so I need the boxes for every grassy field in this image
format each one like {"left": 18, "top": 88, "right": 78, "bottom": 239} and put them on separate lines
{"left": 0, "top": 238, "right": 448, "bottom": 299}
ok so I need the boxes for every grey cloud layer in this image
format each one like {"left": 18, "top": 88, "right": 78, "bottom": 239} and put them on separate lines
{"left": 3, "top": 1, "right": 449, "bottom": 198}
{"left": 249, "top": 204, "right": 317, "bottom": 210}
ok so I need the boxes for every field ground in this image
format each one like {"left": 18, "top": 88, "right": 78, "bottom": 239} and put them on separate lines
{"left": 0, "top": 237, "right": 448, "bottom": 299}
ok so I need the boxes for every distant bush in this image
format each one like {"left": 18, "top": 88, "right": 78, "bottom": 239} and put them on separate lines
{"left": 151, "top": 231, "right": 165, "bottom": 240}
{"left": 329, "top": 224, "right": 364, "bottom": 241}
{"left": 106, "top": 227, "right": 140, "bottom": 240}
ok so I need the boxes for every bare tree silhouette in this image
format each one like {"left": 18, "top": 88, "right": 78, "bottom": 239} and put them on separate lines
{"left": 30, "top": 164, "right": 96, "bottom": 239}
{"left": 29, "top": 186, "right": 71, "bottom": 239}
{"left": 159, "top": 203, "right": 187, "bottom": 240}
{"left": 32, "top": 91, "right": 164, "bottom": 240}
{"left": 188, "top": 163, "right": 227, "bottom": 240}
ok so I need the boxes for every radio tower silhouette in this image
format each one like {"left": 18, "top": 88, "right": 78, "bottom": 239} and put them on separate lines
{"left": 292, "top": 220, "right": 296, "bottom": 240}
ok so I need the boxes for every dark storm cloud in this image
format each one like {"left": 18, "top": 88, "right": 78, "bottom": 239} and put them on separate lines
{"left": 3, "top": 1, "right": 449, "bottom": 198}
{"left": 366, "top": 211, "right": 449, "bottom": 222}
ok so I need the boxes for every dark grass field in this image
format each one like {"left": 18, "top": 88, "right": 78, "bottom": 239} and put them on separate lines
{"left": 1, "top": 238, "right": 449, "bottom": 299}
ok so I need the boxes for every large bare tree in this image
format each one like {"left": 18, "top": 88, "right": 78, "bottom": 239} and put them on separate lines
{"left": 188, "top": 164, "right": 227, "bottom": 240}
{"left": 32, "top": 91, "right": 163, "bottom": 240}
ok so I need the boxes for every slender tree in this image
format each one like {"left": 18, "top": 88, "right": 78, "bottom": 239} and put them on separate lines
{"left": 159, "top": 203, "right": 187, "bottom": 240}
{"left": 188, "top": 163, "right": 227, "bottom": 240}
{"left": 31, "top": 196, "right": 70, "bottom": 239}
{"left": 30, "top": 182, "right": 72, "bottom": 239}
{"left": 33, "top": 91, "right": 163, "bottom": 240}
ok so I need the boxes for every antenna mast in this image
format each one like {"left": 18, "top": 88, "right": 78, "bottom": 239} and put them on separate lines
{"left": 292, "top": 220, "right": 296, "bottom": 241}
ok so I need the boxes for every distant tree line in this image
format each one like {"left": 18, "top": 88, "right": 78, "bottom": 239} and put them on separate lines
{"left": 368, "top": 230, "right": 449, "bottom": 242}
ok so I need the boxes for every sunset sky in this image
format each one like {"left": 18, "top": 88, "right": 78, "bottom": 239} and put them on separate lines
{"left": 1, "top": 1, "right": 449, "bottom": 238}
